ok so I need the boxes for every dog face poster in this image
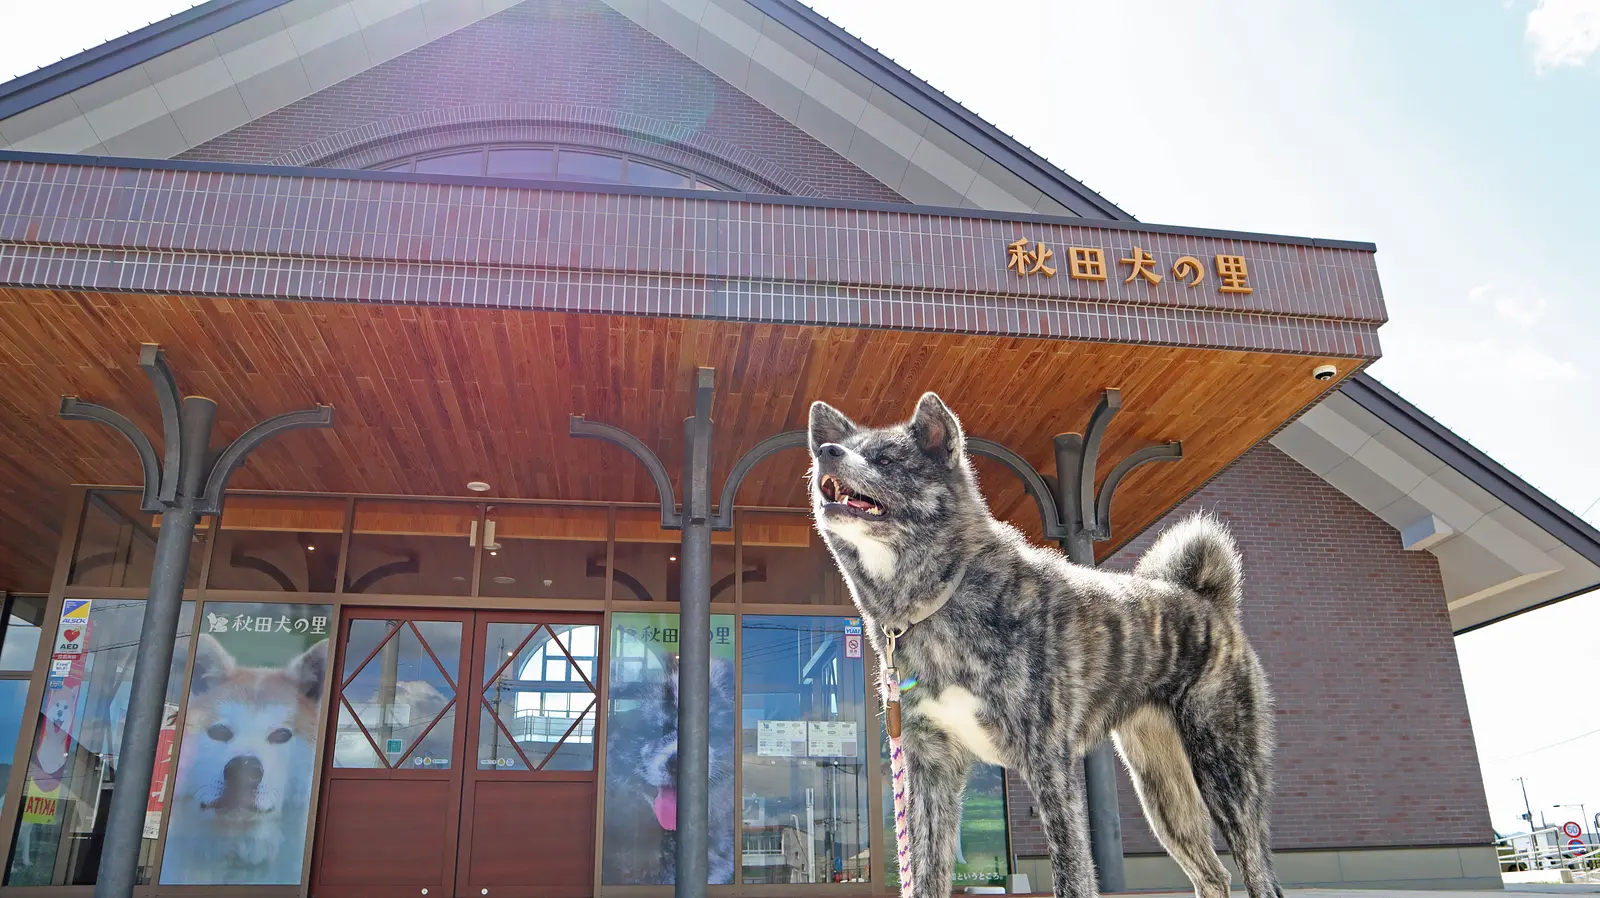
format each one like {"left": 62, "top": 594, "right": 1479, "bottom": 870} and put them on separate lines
{"left": 603, "top": 612, "right": 737, "bottom": 884}
{"left": 158, "top": 602, "right": 331, "bottom": 886}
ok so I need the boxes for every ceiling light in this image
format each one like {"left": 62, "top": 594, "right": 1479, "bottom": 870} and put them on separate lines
{"left": 493, "top": 576, "right": 515, "bottom": 585}
{"left": 669, "top": 555, "right": 677, "bottom": 562}
{"left": 467, "top": 481, "right": 491, "bottom": 492}
{"left": 305, "top": 545, "right": 315, "bottom": 551}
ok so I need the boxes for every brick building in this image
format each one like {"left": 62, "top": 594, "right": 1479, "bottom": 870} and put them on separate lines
{"left": 0, "top": 1, "right": 1595, "bottom": 896}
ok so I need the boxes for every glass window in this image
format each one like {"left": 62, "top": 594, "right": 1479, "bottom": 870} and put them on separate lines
{"left": 345, "top": 501, "right": 477, "bottom": 595}
{"left": 612, "top": 509, "right": 734, "bottom": 604}
{"left": 0, "top": 680, "right": 30, "bottom": 816}
{"left": 741, "top": 615, "right": 870, "bottom": 884}
{"left": 627, "top": 160, "right": 692, "bottom": 189}
{"left": 159, "top": 602, "right": 333, "bottom": 885}
{"left": 7, "top": 599, "right": 196, "bottom": 886}
{"left": 68, "top": 491, "right": 180, "bottom": 589}
{"left": 206, "top": 496, "right": 347, "bottom": 592}
{"left": 0, "top": 595, "right": 47, "bottom": 672}
{"left": 487, "top": 147, "right": 554, "bottom": 179}
{"left": 415, "top": 151, "right": 484, "bottom": 175}
{"left": 602, "top": 611, "right": 736, "bottom": 884}
{"left": 333, "top": 617, "right": 462, "bottom": 770}
{"left": 556, "top": 150, "right": 624, "bottom": 183}
{"left": 479, "top": 505, "right": 608, "bottom": 599}
{"left": 479, "top": 623, "right": 598, "bottom": 771}
{"left": 879, "top": 733, "right": 1009, "bottom": 890}
{"left": 740, "top": 511, "right": 850, "bottom": 605}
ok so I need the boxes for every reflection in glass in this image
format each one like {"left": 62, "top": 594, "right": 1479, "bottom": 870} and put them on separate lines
{"left": 68, "top": 492, "right": 173, "bottom": 588}
{"left": 603, "top": 612, "right": 737, "bottom": 885}
{"left": 479, "top": 506, "right": 608, "bottom": 599}
{"left": 740, "top": 511, "right": 850, "bottom": 605}
{"left": 345, "top": 501, "right": 476, "bottom": 595}
{"left": 0, "top": 595, "right": 47, "bottom": 672}
{"left": 740, "top": 616, "right": 869, "bottom": 884}
{"left": 487, "top": 147, "right": 554, "bottom": 179}
{"left": 880, "top": 732, "right": 1009, "bottom": 889}
{"left": 415, "top": 151, "right": 483, "bottom": 175}
{"left": 627, "top": 161, "right": 692, "bottom": 188}
{"left": 206, "top": 496, "right": 346, "bottom": 591}
{"left": 0, "top": 680, "right": 30, "bottom": 815}
{"left": 556, "top": 150, "right": 624, "bottom": 183}
{"left": 477, "top": 624, "right": 597, "bottom": 771}
{"left": 6, "top": 600, "right": 195, "bottom": 886}
{"left": 334, "top": 619, "right": 461, "bottom": 770}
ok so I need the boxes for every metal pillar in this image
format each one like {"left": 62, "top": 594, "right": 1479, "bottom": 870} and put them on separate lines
{"left": 59, "top": 344, "right": 332, "bottom": 898}
{"left": 676, "top": 369, "right": 715, "bottom": 898}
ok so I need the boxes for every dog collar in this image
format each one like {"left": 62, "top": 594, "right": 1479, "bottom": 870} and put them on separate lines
{"left": 904, "top": 562, "right": 967, "bottom": 628}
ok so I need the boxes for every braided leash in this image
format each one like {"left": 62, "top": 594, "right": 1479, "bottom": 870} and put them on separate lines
{"left": 882, "top": 626, "right": 915, "bottom": 898}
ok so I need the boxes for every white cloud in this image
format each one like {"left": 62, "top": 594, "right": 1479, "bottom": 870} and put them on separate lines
{"left": 1526, "top": 0, "right": 1600, "bottom": 71}
{"left": 1468, "top": 283, "right": 1551, "bottom": 327}
{"left": 1402, "top": 335, "right": 1579, "bottom": 385}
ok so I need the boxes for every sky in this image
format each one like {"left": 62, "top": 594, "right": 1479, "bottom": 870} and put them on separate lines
{"left": 2, "top": 0, "right": 1599, "bottom": 841}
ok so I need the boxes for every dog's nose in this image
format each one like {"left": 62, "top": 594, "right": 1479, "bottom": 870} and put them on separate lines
{"left": 819, "top": 443, "right": 846, "bottom": 460}
{"left": 224, "top": 755, "right": 264, "bottom": 786}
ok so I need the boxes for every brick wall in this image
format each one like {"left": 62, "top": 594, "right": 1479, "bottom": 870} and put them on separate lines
{"left": 1007, "top": 443, "right": 1494, "bottom": 857}
{"left": 179, "top": 0, "right": 903, "bottom": 203}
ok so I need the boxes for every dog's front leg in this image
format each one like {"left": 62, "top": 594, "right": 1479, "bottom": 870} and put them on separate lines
{"left": 902, "top": 727, "right": 972, "bottom": 898}
{"left": 1020, "top": 747, "right": 1098, "bottom": 898}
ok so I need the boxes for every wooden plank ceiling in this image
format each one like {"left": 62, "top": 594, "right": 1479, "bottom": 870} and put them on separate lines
{"left": 0, "top": 287, "right": 1355, "bottom": 591}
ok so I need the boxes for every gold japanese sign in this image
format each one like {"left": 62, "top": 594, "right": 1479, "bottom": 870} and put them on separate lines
{"left": 1006, "top": 238, "right": 1253, "bottom": 294}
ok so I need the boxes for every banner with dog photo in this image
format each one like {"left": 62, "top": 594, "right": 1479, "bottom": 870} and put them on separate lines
{"left": 158, "top": 602, "right": 332, "bottom": 886}
{"left": 603, "top": 612, "right": 736, "bottom": 885}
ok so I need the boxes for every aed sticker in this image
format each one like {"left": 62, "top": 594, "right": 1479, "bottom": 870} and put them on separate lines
{"left": 54, "top": 599, "right": 92, "bottom": 654}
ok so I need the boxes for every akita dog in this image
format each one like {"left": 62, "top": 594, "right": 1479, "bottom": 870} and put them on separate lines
{"left": 807, "top": 393, "right": 1281, "bottom": 898}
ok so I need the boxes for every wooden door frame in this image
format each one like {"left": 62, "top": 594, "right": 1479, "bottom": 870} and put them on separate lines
{"left": 309, "top": 606, "right": 476, "bottom": 897}
{"left": 455, "top": 610, "right": 603, "bottom": 898}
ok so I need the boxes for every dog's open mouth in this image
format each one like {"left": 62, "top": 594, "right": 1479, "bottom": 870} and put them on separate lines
{"left": 819, "top": 474, "right": 885, "bottom": 518}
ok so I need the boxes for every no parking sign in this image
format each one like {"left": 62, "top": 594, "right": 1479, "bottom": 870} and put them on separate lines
{"left": 1568, "top": 838, "right": 1587, "bottom": 857}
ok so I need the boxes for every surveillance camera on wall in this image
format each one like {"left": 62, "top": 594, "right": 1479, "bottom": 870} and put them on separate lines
{"left": 1313, "top": 364, "right": 1338, "bottom": 381}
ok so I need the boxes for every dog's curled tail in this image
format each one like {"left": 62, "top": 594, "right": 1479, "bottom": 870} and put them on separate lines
{"left": 1133, "top": 512, "right": 1243, "bottom": 610}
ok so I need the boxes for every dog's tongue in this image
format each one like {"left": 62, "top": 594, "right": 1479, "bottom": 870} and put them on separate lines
{"left": 847, "top": 497, "right": 872, "bottom": 510}
{"left": 653, "top": 788, "right": 677, "bottom": 831}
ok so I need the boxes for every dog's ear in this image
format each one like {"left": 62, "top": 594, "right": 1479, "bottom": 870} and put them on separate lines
{"left": 909, "top": 392, "right": 964, "bottom": 467}
{"left": 287, "top": 639, "right": 330, "bottom": 700}
{"left": 190, "top": 633, "right": 237, "bottom": 695}
{"left": 808, "top": 401, "right": 858, "bottom": 453}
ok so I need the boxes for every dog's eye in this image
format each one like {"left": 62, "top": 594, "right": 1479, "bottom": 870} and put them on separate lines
{"left": 871, "top": 453, "right": 892, "bottom": 466}
{"left": 206, "top": 724, "right": 233, "bottom": 742}
{"left": 267, "top": 728, "right": 293, "bottom": 745}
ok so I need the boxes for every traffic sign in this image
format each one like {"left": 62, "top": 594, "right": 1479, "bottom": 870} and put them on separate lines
{"left": 1563, "top": 821, "right": 1583, "bottom": 839}
{"left": 1567, "top": 837, "right": 1586, "bottom": 856}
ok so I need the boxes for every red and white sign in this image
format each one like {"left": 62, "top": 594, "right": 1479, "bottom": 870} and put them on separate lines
{"left": 1567, "top": 838, "right": 1587, "bottom": 857}
{"left": 1563, "top": 821, "right": 1584, "bottom": 838}
{"left": 844, "top": 633, "right": 862, "bottom": 659}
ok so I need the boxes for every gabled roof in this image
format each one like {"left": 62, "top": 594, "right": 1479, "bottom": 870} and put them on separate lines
{"left": 1273, "top": 373, "right": 1600, "bottom": 633}
{"left": 0, "top": 0, "right": 1131, "bottom": 219}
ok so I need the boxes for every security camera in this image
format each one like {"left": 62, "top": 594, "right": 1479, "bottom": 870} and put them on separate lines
{"left": 1312, "top": 364, "right": 1338, "bottom": 381}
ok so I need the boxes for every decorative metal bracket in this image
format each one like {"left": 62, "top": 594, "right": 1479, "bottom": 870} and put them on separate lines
{"left": 59, "top": 343, "right": 333, "bottom": 515}
{"left": 569, "top": 414, "right": 683, "bottom": 530}
{"left": 711, "top": 430, "right": 808, "bottom": 531}
{"left": 967, "top": 438, "right": 1069, "bottom": 541}
{"left": 973, "top": 389, "right": 1182, "bottom": 546}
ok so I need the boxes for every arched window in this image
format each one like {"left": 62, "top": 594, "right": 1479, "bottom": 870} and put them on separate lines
{"left": 374, "top": 144, "right": 725, "bottom": 190}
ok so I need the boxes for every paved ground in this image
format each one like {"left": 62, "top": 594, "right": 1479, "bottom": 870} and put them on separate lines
{"left": 1114, "top": 887, "right": 1600, "bottom": 897}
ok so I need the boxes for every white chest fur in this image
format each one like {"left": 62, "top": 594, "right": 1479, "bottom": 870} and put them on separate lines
{"left": 915, "top": 685, "right": 1005, "bottom": 766}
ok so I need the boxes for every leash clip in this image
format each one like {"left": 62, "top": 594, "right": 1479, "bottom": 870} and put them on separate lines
{"left": 882, "top": 625, "right": 906, "bottom": 738}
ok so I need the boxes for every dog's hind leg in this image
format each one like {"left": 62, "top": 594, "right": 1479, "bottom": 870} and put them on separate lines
{"left": 1178, "top": 671, "right": 1281, "bottom": 898}
{"left": 1019, "top": 747, "right": 1098, "bottom": 898}
{"left": 1113, "top": 705, "right": 1231, "bottom": 898}
{"left": 902, "top": 727, "right": 972, "bottom": 898}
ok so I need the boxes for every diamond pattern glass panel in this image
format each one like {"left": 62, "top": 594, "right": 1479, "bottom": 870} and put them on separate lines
{"left": 479, "top": 624, "right": 597, "bottom": 771}
{"left": 332, "top": 703, "right": 384, "bottom": 768}
{"left": 336, "top": 619, "right": 461, "bottom": 768}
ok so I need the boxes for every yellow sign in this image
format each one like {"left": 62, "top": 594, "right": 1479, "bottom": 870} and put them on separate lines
{"left": 1007, "top": 240, "right": 1252, "bottom": 294}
